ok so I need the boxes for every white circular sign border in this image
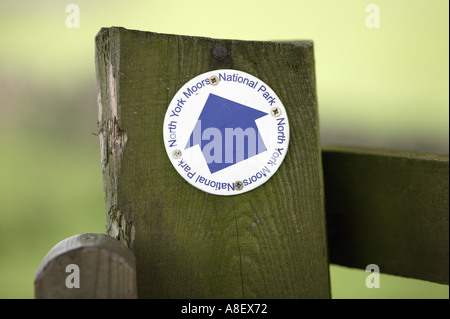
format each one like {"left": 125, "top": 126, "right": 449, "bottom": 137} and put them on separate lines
{"left": 163, "top": 69, "right": 290, "bottom": 196}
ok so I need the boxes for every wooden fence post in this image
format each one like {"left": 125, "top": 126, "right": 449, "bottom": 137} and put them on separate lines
{"left": 34, "top": 233, "right": 137, "bottom": 299}
{"left": 95, "top": 27, "right": 329, "bottom": 298}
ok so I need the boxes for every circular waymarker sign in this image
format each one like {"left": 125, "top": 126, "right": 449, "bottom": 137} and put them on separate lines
{"left": 163, "top": 69, "right": 290, "bottom": 196}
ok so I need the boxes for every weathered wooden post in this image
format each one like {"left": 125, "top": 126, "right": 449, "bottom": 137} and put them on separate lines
{"left": 95, "top": 27, "right": 329, "bottom": 298}
{"left": 34, "top": 233, "right": 137, "bottom": 299}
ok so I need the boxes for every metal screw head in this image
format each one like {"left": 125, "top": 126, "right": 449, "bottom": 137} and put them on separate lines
{"left": 213, "top": 46, "right": 228, "bottom": 61}
{"left": 209, "top": 75, "right": 219, "bottom": 86}
{"left": 271, "top": 107, "right": 282, "bottom": 117}
{"left": 172, "top": 149, "right": 182, "bottom": 159}
{"left": 234, "top": 181, "right": 244, "bottom": 191}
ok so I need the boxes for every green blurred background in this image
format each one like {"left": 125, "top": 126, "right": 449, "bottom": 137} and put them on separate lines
{"left": 0, "top": 0, "right": 448, "bottom": 299}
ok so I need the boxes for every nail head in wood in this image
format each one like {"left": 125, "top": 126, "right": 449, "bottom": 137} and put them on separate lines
{"left": 213, "top": 46, "right": 228, "bottom": 61}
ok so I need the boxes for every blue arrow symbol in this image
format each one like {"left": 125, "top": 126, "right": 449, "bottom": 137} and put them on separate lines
{"left": 185, "top": 93, "right": 268, "bottom": 174}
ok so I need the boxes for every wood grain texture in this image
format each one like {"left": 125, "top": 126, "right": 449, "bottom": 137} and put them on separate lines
{"left": 323, "top": 146, "right": 449, "bottom": 285}
{"left": 95, "top": 27, "right": 329, "bottom": 298}
{"left": 34, "top": 233, "right": 137, "bottom": 298}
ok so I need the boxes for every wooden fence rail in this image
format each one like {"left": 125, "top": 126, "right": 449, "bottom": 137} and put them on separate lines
{"left": 323, "top": 146, "right": 449, "bottom": 285}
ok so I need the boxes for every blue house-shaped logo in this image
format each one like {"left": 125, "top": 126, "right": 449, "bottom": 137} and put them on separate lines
{"left": 185, "top": 93, "right": 268, "bottom": 174}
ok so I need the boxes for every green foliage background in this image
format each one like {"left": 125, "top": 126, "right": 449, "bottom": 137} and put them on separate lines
{"left": 0, "top": 0, "right": 448, "bottom": 298}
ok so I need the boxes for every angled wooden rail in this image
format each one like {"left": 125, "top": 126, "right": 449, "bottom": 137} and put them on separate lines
{"left": 323, "top": 146, "right": 449, "bottom": 285}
